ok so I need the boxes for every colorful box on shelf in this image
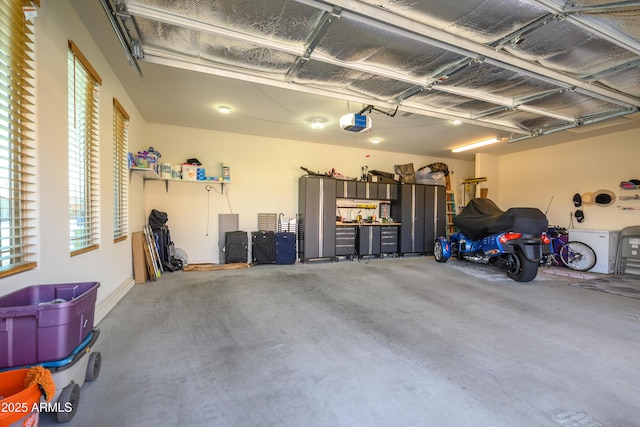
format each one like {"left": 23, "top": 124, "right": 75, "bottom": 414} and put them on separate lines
{"left": 182, "top": 164, "right": 199, "bottom": 181}
{"left": 196, "top": 168, "right": 206, "bottom": 180}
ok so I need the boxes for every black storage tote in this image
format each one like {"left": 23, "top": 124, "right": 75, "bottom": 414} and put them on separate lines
{"left": 275, "top": 232, "right": 296, "bottom": 264}
{"left": 252, "top": 231, "right": 276, "bottom": 264}
{"left": 225, "top": 231, "right": 248, "bottom": 264}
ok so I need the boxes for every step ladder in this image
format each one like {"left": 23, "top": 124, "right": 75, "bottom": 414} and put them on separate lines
{"left": 445, "top": 175, "right": 457, "bottom": 236}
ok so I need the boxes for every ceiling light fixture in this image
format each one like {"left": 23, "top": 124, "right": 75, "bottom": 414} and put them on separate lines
{"left": 451, "top": 137, "right": 500, "bottom": 153}
{"left": 311, "top": 119, "right": 325, "bottom": 129}
{"left": 370, "top": 138, "right": 380, "bottom": 144}
{"left": 218, "top": 106, "right": 230, "bottom": 114}
{"left": 451, "top": 120, "right": 462, "bottom": 125}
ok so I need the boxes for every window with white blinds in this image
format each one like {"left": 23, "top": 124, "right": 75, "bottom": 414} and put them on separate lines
{"left": 68, "top": 40, "right": 101, "bottom": 256}
{"left": 0, "top": 0, "right": 37, "bottom": 277}
{"left": 113, "top": 98, "right": 128, "bottom": 242}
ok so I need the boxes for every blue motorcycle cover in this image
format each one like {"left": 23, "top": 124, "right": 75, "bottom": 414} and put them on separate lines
{"left": 453, "top": 198, "right": 548, "bottom": 240}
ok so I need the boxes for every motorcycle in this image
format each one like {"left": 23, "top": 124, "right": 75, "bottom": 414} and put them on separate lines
{"left": 433, "top": 198, "right": 548, "bottom": 282}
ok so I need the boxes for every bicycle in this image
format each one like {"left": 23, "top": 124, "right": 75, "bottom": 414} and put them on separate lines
{"left": 540, "top": 226, "right": 597, "bottom": 272}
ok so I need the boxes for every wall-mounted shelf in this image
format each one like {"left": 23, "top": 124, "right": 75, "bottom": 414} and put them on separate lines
{"left": 619, "top": 187, "right": 640, "bottom": 210}
{"left": 130, "top": 167, "right": 229, "bottom": 192}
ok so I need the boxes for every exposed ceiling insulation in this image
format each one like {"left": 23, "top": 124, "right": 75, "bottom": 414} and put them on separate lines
{"left": 101, "top": 0, "right": 640, "bottom": 146}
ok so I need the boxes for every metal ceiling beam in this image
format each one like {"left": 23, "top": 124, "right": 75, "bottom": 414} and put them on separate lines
{"left": 119, "top": 0, "right": 640, "bottom": 140}
{"left": 126, "top": 1, "right": 573, "bottom": 127}
{"left": 472, "top": 105, "right": 513, "bottom": 119}
{"left": 509, "top": 108, "right": 636, "bottom": 143}
{"left": 517, "top": 88, "right": 566, "bottom": 104}
{"left": 530, "top": 0, "right": 640, "bottom": 57}
{"left": 127, "top": 0, "right": 640, "bottom": 111}
{"left": 563, "top": 1, "right": 640, "bottom": 13}
{"left": 124, "top": 3, "right": 428, "bottom": 88}
{"left": 124, "top": 2, "right": 305, "bottom": 57}
{"left": 584, "top": 58, "right": 640, "bottom": 82}
{"left": 100, "top": 0, "right": 143, "bottom": 80}
{"left": 303, "top": 6, "right": 341, "bottom": 57}
{"left": 516, "top": 104, "right": 574, "bottom": 122}
{"left": 490, "top": 13, "right": 559, "bottom": 51}
{"left": 140, "top": 49, "right": 530, "bottom": 135}
{"left": 429, "top": 84, "right": 576, "bottom": 122}
{"left": 140, "top": 41, "right": 543, "bottom": 135}
{"left": 300, "top": 0, "right": 640, "bottom": 107}
{"left": 286, "top": 7, "right": 341, "bottom": 83}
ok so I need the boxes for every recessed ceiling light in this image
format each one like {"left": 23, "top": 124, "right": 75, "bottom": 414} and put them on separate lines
{"left": 451, "top": 120, "right": 462, "bottom": 125}
{"left": 218, "top": 106, "right": 230, "bottom": 114}
{"left": 311, "top": 119, "right": 325, "bottom": 129}
{"left": 370, "top": 138, "right": 380, "bottom": 144}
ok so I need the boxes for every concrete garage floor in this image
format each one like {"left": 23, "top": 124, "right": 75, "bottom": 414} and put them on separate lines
{"left": 40, "top": 257, "right": 640, "bottom": 427}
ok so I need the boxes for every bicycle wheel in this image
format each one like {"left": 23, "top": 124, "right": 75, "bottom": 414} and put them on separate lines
{"left": 559, "top": 241, "right": 597, "bottom": 271}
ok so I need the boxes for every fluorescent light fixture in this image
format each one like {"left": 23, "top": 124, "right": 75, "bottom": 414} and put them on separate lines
{"left": 218, "top": 106, "right": 230, "bottom": 114}
{"left": 451, "top": 137, "right": 500, "bottom": 153}
{"left": 311, "top": 119, "right": 325, "bottom": 129}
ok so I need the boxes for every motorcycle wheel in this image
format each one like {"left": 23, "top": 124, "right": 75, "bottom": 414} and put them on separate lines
{"left": 506, "top": 249, "right": 538, "bottom": 282}
{"left": 433, "top": 240, "right": 448, "bottom": 263}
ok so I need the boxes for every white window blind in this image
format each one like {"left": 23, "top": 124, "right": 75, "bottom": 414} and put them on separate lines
{"left": 0, "top": 0, "right": 37, "bottom": 277}
{"left": 113, "top": 98, "right": 128, "bottom": 242}
{"left": 68, "top": 40, "right": 101, "bottom": 255}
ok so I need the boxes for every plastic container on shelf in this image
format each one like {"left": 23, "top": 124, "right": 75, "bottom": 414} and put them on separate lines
{"left": 415, "top": 168, "right": 446, "bottom": 186}
{"left": 160, "top": 163, "right": 172, "bottom": 179}
{"left": 0, "top": 282, "right": 100, "bottom": 369}
{"left": 197, "top": 167, "right": 206, "bottom": 181}
{"left": 0, "top": 369, "right": 42, "bottom": 427}
{"left": 171, "top": 164, "right": 182, "bottom": 180}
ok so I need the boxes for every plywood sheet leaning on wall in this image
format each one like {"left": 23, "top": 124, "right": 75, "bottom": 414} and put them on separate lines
{"left": 131, "top": 231, "right": 149, "bottom": 284}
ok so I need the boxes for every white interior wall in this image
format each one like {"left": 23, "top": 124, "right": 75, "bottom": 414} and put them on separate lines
{"left": 497, "top": 130, "right": 640, "bottom": 230}
{"left": 0, "top": 1, "right": 147, "bottom": 321}
{"left": 474, "top": 153, "right": 500, "bottom": 202}
{"left": 141, "top": 124, "right": 474, "bottom": 263}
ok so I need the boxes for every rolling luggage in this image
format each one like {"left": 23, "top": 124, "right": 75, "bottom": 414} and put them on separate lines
{"left": 275, "top": 232, "right": 296, "bottom": 264}
{"left": 252, "top": 231, "right": 276, "bottom": 264}
{"left": 152, "top": 226, "right": 171, "bottom": 267}
{"left": 149, "top": 209, "right": 182, "bottom": 271}
{"left": 225, "top": 231, "right": 248, "bottom": 263}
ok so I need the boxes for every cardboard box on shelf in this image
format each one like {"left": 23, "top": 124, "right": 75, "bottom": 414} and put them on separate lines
{"left": 182, "top": 164, "right": 198, "bottom": 181}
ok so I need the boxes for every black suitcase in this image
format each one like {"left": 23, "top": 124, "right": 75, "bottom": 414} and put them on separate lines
{"left": 151, "top": 225, "right": 183, "bottom": 271}
{"left": 152, "top": 225, "right": 169, "bottom": 264}
{"left": 252, "top": 231, "right": 276, "bottom": 264}
{"left": 275, "top": 232, "right": 296, "bottom": 264}
{"left": 225, "top": 231, "right": 248, "bottom": 264}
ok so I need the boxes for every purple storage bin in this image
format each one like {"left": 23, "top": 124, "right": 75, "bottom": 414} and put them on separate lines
{"left": 0, "top": 282, "right": 99, "bottom": 369}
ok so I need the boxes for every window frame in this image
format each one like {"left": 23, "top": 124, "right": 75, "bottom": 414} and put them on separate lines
{"left": 112, "top": 97, "right": 129, "bottom": 243}
{"left": 0, "top": 0, "right": 38, "bottom": 277}
{"left": 68, "top": 40, "right": 102, "bottom": 256}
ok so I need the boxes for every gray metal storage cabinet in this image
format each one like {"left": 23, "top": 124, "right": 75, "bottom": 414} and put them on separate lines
{"left": 358, "top": 225, "right": 381, "bottom": 258}
{"left": 298, "top": 177, "right": 336, "bottom": 262}
{"left": 336, "top": 225, "right": 357, "bottom": 259}
{"left": 394, "top": 184, "right": 446, "bottom": 255}
{"left": 380, "top": 225, "right": 399, "bottom": 256}
{"left": 335, "top": 180, "right": 357, "bottom": 199}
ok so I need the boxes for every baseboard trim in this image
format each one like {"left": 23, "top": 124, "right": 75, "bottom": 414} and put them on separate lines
{"left": 95, "top": 276, "right": 136, "bottom": 324}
